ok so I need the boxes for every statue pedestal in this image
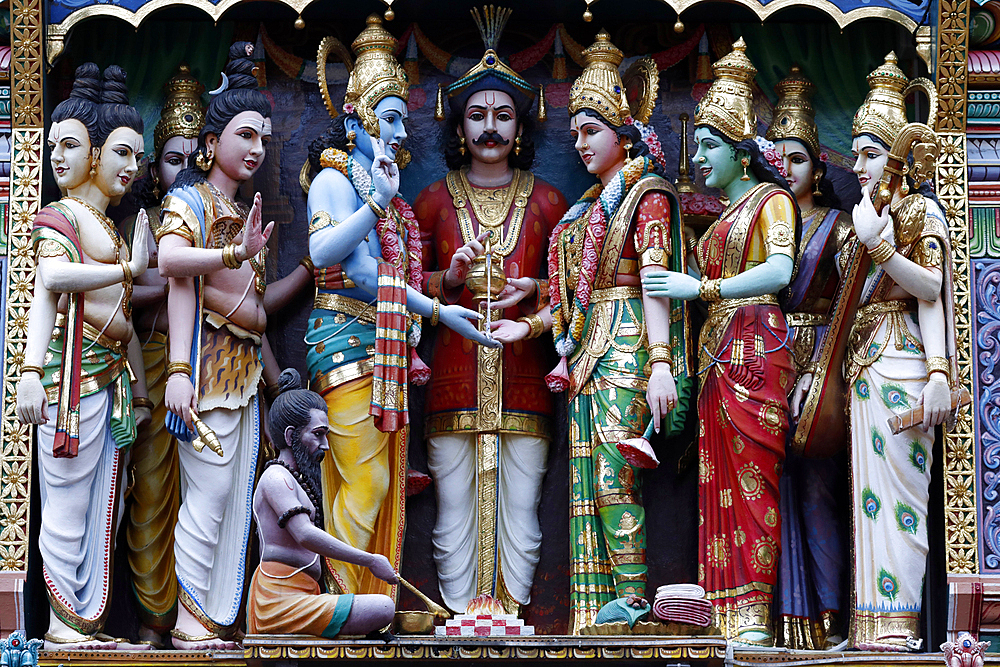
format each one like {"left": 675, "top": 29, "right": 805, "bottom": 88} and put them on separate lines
{"left": 436, "top": 615, "right": 535, "bottom": 637}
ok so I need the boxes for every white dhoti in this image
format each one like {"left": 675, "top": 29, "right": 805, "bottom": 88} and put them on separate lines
{"left": 174, "top": 396, "right": 259, "bottom": 632}
{"left": 38, "top": 387, "right": 123, "bottom": 634}
{"left": 426, "top": 433, "right": 548, "bottom": 612}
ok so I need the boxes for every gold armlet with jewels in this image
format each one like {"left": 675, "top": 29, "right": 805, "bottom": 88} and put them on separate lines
{"left": 699, "top": 277, "right": 723, "bottom": 303}
{"left": 925, "top": 356, "right": 950, "bottom": 383}
{"left": 309, "top": 211, "right": 335, "bottom": 234}
{"left": 517, "top": 313, "right": 545, "bottom": 339}
{"left": 868, "top": 239, "right": 896, "bottom": 264}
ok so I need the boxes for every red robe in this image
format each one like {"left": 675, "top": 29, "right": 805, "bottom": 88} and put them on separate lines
{"left": 416, "top": 170, "right": 568, "bottom": 437}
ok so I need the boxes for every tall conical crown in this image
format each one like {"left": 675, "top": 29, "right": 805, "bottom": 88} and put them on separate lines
{"left": 765, "top": 65, "right": 819, "bottom": 156}
{"left": 694, "top": 38, "right": 757, "bottom": 141}
{"left": 568, "top": 31, "right": 630, "bottom": 126}
{"left": 851, "top": 52, "right": 909, "bottom": 147}
{"left": 153, "top": 64, "right": 205, "bottom": 158}
{"left": 344, "top": 14, "right": 409, "bottom": 137}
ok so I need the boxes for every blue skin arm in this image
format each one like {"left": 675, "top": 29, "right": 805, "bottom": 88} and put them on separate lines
{"left": 307, "top": 168, "right": 384, "bottom": 269}
{"left": 641, "top": 253, "right": 792, "bottom": 300}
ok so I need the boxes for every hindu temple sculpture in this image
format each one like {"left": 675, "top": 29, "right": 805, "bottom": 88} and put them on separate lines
{"left": 16, "top": 63, "right": 151, "bottom": 650}
{"left": 643, "top": 38, "right": 798, "bottom": 646}
{"left": 495, "top": 31, "right": 691, "bottom": 633}
{"left": 155, "top": 42, "right": 279, "bottom": 650}
{"left": 304, "top": 14, "right": 497, "bottom": 603}
{"left": 843, "top": 52, "right": 956, "bottom": 651}
{"left": 414, "top": 6, "right": 567, "bottom": 615}
{"left": 765, "top": 66, "right": 851, "bottom": 649}
{"left": 248, "top": 368, "right": 398, "bottom": 638}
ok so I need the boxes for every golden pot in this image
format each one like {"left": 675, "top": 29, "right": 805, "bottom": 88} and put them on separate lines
{"left": 394, "top": 610, "right": 436, "bottom": 635}
{"left": 465, "top": 255, "right": 507, "bottom": 302}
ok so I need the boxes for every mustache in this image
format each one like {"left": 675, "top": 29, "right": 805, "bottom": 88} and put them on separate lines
{"left": 472, "top": 132, "right": 510, "bottom": 146}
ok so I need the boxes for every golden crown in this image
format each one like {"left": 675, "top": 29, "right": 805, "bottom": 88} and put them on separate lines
{"left": 765, "top": 66, "right": 820, "bottom": 157}
{"left": 344, "top": 14, "right": 409, "bottom": 137}
{"left": 694, "top": 38, "right": 757, "bottom": 142}
{"left": 851, "top": 52, "right": 910, "bottom": 147}
{"left": 153, "top": 64, "right": 205, "bottom": 158}
{"left": 568, "top": 31, "right": 630, "bottom": 126}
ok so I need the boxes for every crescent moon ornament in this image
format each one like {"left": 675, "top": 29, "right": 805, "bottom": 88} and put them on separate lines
{"left": 208, "top": 72, "right": 229, "bottom": 96}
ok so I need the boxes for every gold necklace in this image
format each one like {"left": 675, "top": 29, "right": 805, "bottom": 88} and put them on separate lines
{"left": 462, "top": 167, "right": 519, "bottom": 228}
{"left": 66, "top": 196, "right": 132, "bottom": 319}
{"left": 447, "top": 168, "right": 534, "bottom": 258}
{"left": 208, "top": 181, "right": 249, "bottom": 218}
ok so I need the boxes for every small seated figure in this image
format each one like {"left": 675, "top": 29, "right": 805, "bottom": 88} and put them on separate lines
{"left": 248, "top": 369, "right": 397, "bottom": 638}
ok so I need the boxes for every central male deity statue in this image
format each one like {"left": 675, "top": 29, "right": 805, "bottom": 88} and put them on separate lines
{"left": 415, "top": 6, "right": 567, "bottom": 615}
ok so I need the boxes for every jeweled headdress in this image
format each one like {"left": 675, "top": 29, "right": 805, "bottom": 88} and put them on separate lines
{"left": 440, "top": 6, "right": 537, "bottom": 118}
{"left": 153, "top": 64, "right": 205, "bottom": 159}
{"left": 568, "top": 31, "right": 630, "bottom": 126}
{"left": 850, "top": 51, "right": 928, "bottom": 148}
{"left": 318, "top": 14, "right": 409, "bottom": 137}
{"left": 693, "top": 37, "right": 757, "bottom": 142}
{"left": 765, "top": 65, "right": 819, "bottom": 157}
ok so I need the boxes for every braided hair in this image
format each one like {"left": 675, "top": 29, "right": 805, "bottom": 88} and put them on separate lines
{"left": 171, "top": 42, "right": 271, "bottom": 191}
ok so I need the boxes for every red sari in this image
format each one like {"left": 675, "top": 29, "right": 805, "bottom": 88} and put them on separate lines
{"left": 695, "top": 183, "right": 796, "bottom": 645}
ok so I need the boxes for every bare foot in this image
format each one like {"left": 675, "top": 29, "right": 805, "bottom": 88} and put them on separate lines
{"left": 171, "top": 603, "right": 239, "bottom": 650}
{"left": 137, "top": 624, "right": 166, "bottom": 649}
{"left": 44, "top": 632, "right": 116, "bottom": 651}
{"left": 170, "top": 634, "right": 239, "bottom": 651}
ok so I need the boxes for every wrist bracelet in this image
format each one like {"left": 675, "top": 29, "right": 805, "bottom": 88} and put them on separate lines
{"left": 925, "top": 356, "right": 950, "bottom": 382}
{"left": 430, "top": 297, "right": 441, "bottom": 326}
{"left": 222, "top": 243, "right": 242, "bottom": 270}
{"left": 264, "top": 382, "right": 280, "bottom": 403}
{"left": 166, "top": 361, "right": 193, "bottom": 377}
{"left": 869, "top": 239, "right": 896, "bottom": 264}
{"left": 133, "top": 396, "right": 154, "bottom": 410}
{"left": 699, "top": 277, "right": 723, "bottom": 303}
{"left": 684, "top": 234, "right": 697, "bottom": 255}
{"left": 299, "top": 255, "right": 315, "bottom": 274}
{"left": 120, "top": 257, "right": 133, "bottom": 285}
{"left": 367, "top": 196, "right": 387, "bottom": 220}
{"left": 20, "top": 364, "right": 44, "bottom": 377}
{"left": 517, "top": 313, "right": 545, "bottom": 339}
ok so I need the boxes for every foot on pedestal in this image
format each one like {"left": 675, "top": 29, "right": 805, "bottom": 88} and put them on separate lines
{"left": 169, "top": 628, "right": 239, "bottom": 651}
{"left": 43, "top": 631, "right": 117, "bottom": 651}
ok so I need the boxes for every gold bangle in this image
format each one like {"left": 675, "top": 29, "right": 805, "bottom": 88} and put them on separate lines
{"left": 367, "top": 196, "right": 387, "bottom": 220}
{"left": 430, "top": 297, "right": 441, "bottom": 326}
{"left": 868, "top": 239, "right": 896, "bottom": 264}
{"left": 20, "top": 364, "right": 44, "bottom": 377}
{"left": 264, "top": 382, "right": 281, "bottom": 403}
{"left": 699, "top": 277, "right": 723, "bottom": 303}
{"left": 648, "top": 346, "right": 672, "bottom": 367}
{"left": 132, "top": 396, "right": 154, "bottom": 410}
{"left": 166, "top": 361, "right": 193, "bottom": 377}
{"left": 299, "top": 255, "right": 315, "bottom": 274}
{"left": 684, "top": 234, "right": 697, "bottom": 255}
{"left": 925, "top": 356, "right": 950, "bottom": 382}
{"left": 120, "top": 258, "right": 133, "bottom": 285}
{"left": 222, "top": 243, "right": 242, "bottom": 270}
{"left": 517, "top": 314, "right": 544, "bottom": 339}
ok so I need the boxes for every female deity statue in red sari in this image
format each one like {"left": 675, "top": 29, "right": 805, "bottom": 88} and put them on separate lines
{"left": 642, "top": 38, "right": 798, "bottom": 646}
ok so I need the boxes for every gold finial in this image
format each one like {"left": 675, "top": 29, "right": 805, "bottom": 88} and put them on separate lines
{"left": 154, "top": 64, "right": 205, "bottom": 159}
{"left": 676, "top": 113, "right": 695, "bottom": 193}
{"left": 568, "top": 31, "right": 630, "bottom": 126}
{"left": 693, "top": 37, "right": 758, "bottom": 142}
{"left": 342, "top": 14, "right": 409, "bottom": 137}
{"left": 765, "top": 65, "right": 820, "bottom": 157}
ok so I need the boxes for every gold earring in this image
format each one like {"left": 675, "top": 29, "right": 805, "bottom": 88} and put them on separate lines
{"left": 195, "top": 149, "right": 214, "bottom": 172}
{"left": 812, "top": 172, "right": 822, "bottom": 196}
{"left": 459, "top": 136, "right": 466, "bottom": 156}
{"left": 152, "top": 174, "right": 161, "bottom": 200}
{"left": 740, "top": 156, "right": 750, "bottom": 181}
{"left": 346, "top": 130, "right": 356, "bottom": 152}
{"left": 624, "top": 142, "right": 633, "bottom": 153}
{"left": 514, "top": 135, "right": 522, "bottom": 156}
{"left": 901, "top": 179, "right": 909, "bottom": 195}
{"left": 90, "top": 161, "right": 98, "bottom": 178}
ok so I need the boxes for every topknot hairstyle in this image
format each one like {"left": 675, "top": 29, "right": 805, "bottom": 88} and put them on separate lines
{"left": 171, "top": 41, "right": 272, "bottom": 191}
{"left": 96, "top": 65, "right": 143, "bottom": 147}
{"left": 267, "top": 369, "right": 327, "bottom": 449}
{"left": 51, "top": 62, "right": 103, "bottom": 144}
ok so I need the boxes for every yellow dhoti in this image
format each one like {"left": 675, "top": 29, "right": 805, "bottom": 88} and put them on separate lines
{"left": 126, "top": 331, "right": 180, "bottom": 631}
{"left": 320, "top": 375, "right": 405, "bottom": 599}
{"left": 248, "top": 561, "right": 354, "bottom": 637}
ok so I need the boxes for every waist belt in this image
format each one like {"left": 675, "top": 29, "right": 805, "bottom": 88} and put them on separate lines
{"left": 590, "top": 286, "right": 641, "bottom": 303}
{"left": 707, "top": 294, "right": 779, "bottom": 318}
{"left": 785, "top": 312, "right": 829, "bottom": 327}
{"left": 314, "top": 292, "right": 376, "bottom": 324}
